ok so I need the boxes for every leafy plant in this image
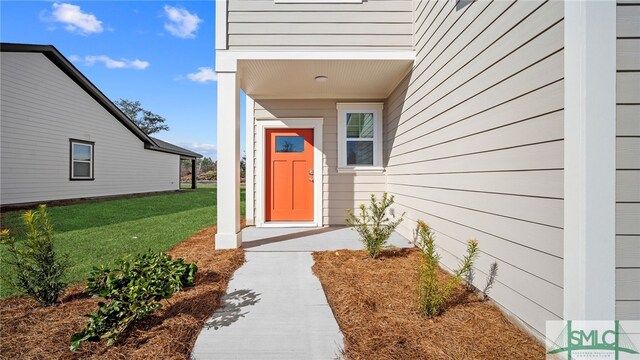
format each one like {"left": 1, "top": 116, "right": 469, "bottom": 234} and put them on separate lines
{"left": 416, "top": 220, "right": 478, "bottom": 317}
{"left": 346, "top": 192, "right": 404, "bottom": 259}
{"left": 0, "top": 205, "right": 68, "bottom": 306}
{"left": 70, "top": 251, "right": 197, "bottom": 351}
{"left": 201, "top": 170, "right": 216, "bottom": 180}
{"left": 115, "top": 98, "right": 169, "bottom": 135}
{"left": 199, "top": 156, "right": 216, "bottom": 173}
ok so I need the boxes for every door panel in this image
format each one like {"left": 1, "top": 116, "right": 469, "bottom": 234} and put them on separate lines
{"left": 272, "top": 160, "right": 290, "bottom": 211}
{"left": 266, "top": 129, "right": 314, "bottom": 221}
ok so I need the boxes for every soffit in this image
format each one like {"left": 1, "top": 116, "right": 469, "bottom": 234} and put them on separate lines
{"left": 238, "top": 59, "right": 413, "bottom": 99}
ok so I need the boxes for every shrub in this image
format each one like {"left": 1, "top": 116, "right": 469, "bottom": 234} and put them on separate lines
{"left": 346, "top": 192, "right": 404, "bottom": 259}
{"left": 416, "top": 220, "right": 478, "bottom": 317}
{"left": 70, "top": 251, "right": 197, "bottom": 351}
{"left": 200, "top": 170, "right": 216, "bottom": 180}
{"left": 0, "top": 205, "right": 68, "bottom": 306}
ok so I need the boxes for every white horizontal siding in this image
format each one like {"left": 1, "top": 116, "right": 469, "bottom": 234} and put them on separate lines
{"left": 618, "top": 105, "right": 640, "bottom": 136}
{"left": 617, "top": 236, "right": 640, "bottom": 267}
{"left": 616, "top": 2, "right": 640, "bottom": 320}
{"left": 384, "top": 0, "right": 563, "bottom": 337}
{"left": 229, "top": 1, "right": 413, "bottom": 12}
{"left": 0, "top": 52, "right": 180, "bottom": 205}
{"left": 228, "top": 22, "right": 413, "bottom": 35}
{"left": 617, "top": 4, "right": 640, "bottom": 37}
{"left": 617, "top": 39, "right": 640, "bottom": 71}
{"left": 386, "top": 170, "right": 563, "bottom": 198}
{"left": 226, "top": 0, "right": 413, "bottom": 49}
{"left": 228, "top": 34, "right": 411, "bottom": 47}
{"left": 617, "top": 72, "right": 640, "bottom": 103}
{"left": 253, "top": 99, "right": 386, "bottom": 225}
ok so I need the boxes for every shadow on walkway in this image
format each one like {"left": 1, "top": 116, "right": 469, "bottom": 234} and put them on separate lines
{"left": 242, "top": 226, "right": 344, "bottom": 249}
{"left": 204, "top": 289, "right": 261, "bottom": 330}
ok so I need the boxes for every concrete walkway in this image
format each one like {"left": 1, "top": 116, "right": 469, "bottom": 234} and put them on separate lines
{"left": 191, "top": 227, "right": 412, "bottom": 360}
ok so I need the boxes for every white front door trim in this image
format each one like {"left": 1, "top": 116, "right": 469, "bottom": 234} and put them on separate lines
{"left": 255, "top": 118, "right": 324, "bottom": 228}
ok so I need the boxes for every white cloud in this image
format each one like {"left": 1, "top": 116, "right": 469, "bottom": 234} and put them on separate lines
{"left": 129, "top": 59, "right": 150, "bottom": 70}
{"left": 183, "top": 143, "right": 217, "bottom": 157}
{"left": 188, "top": 143, "right": 217, "bottom": 152}
{"left": 71, "top": 55, "right": 150, "bottom": 70}
{"left": 186, "top": 67, "right": 217, "bottom": 83}
{"left": 163, "top": 5, "right": 202, "bottom": 39}
{"left": 51, "top": 3, "right": 103, "bottom": 35}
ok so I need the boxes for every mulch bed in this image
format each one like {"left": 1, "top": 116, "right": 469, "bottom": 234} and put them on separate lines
{"left": 0, "top": 226, "right": 245, "bottom": 359}
{"left": 312, "top": 248, "right": 545, "bottom": 360}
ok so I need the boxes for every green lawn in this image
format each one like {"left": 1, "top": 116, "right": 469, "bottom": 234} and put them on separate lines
{"left": 0, "top": 184, "right": 244, "bottom": 297}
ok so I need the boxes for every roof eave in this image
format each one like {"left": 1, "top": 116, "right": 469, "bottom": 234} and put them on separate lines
{"left": 1, "top": 43, "right": 153, "bottom": 146}
{"left": 144, "top": 143, "right": 203, "bottom": 159}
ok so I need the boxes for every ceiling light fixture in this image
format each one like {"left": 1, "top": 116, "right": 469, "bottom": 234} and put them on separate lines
{"left": 314, "top": 75, "right": 328, "bottom": 82}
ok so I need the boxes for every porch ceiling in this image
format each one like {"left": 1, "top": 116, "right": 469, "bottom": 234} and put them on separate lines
{"left": 238, "top": 59, "right": 413, "bottom": 100}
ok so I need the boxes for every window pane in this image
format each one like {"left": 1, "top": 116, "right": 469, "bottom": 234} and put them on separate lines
{"left": 346, "top": 141, "right": 373, "bottom": 166}
{"left": 346, "top": 113, "right": 374, "bottom": 139}
{"left": 275, "top": 136, "right": 304, "bottom": 153}
{"left": 73, "top": 162, "right": 91, "bottom": 178}
{"left": 73, "top": 144, "right": 92, "bottom": 161}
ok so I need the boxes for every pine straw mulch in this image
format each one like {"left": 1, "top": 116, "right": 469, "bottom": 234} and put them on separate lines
{"left": 312, "top": 248, "right": 545, "bottom": 360}
{"left": 0, "top": 226, "right": 245, "bottom": 360}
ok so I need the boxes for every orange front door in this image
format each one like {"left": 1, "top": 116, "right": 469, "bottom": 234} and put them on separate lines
{"left": 265, "top": 129, "right": 314, "bottom": 221}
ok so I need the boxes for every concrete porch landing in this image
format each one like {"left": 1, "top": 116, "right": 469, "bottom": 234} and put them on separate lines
{"left": 241, "top": 226, "right": 413, "bottom": 252}
{"left": 191, "top": 227, "right": 412, "bottom": 360}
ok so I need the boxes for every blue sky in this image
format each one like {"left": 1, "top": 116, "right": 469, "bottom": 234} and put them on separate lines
{"left": 1, "top": 1, "right": 244, "bottom": 159}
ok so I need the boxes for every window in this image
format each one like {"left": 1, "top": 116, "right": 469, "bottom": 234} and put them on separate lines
{"left": 275, "top": 136, "right": 305, "bottom": 153}
{"left": 70, "top": 139, "right": 94, "bottom": 180}
{"left": 337, "top": 103, "right": 383, "bottom": 171}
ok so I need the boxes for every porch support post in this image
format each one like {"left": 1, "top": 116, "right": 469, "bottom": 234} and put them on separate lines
{"left": 215, "top": 71, "right": 242, "bottom": 249}
{"left": 245, "top": 95, "right": 255, "bottom": 225}
{"left": 191, "top": 159, "right": 196, "bottom": 189}
{"left": 563, "top": 0, "right": 616, "bottom": 320}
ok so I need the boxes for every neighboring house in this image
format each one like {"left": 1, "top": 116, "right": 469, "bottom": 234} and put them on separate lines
{"left": 214, "top": 0, "right": 640, "bottom": 339}
{"left": 0, "top": 43, "right": 202, "bottom": 206}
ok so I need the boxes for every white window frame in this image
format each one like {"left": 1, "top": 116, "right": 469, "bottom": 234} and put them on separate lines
{"left": 70, "top": 140, "right": 94, "bottom": 180}
{"left": 336, "top": 103, "right": 384, "bottom": 173}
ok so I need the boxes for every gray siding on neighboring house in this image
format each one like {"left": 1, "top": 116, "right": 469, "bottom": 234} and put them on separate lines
{"left": 252, "top": 100, "right": 386, "bottom": 225}
{"left": 616, "top": 0, "right": 640, "bottom": 320}
{"left": 384, "top": 0, "right": 564, "bottom": 337}
{"left": 226, "top": 0, "right": 413, "bottom": 50}
{"left": 0, "top": 52, "right": 180, "bottom": 205}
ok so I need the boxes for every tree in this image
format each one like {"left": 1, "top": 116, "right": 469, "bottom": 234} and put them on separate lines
{"left": 180, "top": 159, "right": 192, "bottom": 177}
{"left": 115, "top": 98, "right": 169, "bottom": 135}
{"left": 240, "top": 154, "right": 246, "bottom": 180}
{"left": 199, "top": 157, "right": 216, "bottom": 173}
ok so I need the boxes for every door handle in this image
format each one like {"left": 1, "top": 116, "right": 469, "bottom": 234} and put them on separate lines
{"left": 309, "top": 177, "right": 314, "bottom": 182}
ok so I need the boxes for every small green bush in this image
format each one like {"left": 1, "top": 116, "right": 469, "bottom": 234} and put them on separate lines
{"left": 0, "top": 205, "right": 68, "bottom": 306}
{"left": 70, "top": 251, "right": 197, "bottom": 351}
{"left": 200, "top": 170, "right": 216, "bottom": 180}
{"left": 346, "top": 192, "right": 404, "bottom": 259}
{"left": 416, "top": 220, "right": 478, "bottom": 317}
